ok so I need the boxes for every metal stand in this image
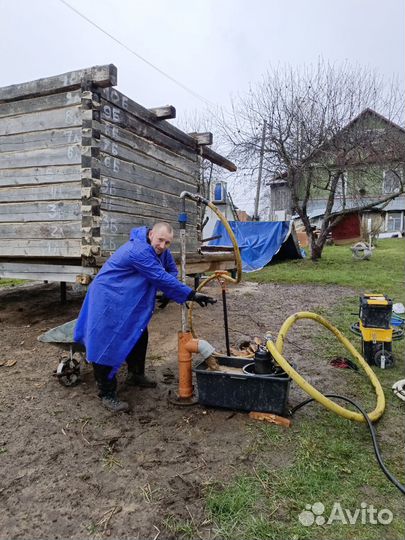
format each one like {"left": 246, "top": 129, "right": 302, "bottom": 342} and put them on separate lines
{"left": 221, "top": 283, "right": 231, "bottom": 356}
{"left": 60, "top": 281, "right": 67, "bottom": 304}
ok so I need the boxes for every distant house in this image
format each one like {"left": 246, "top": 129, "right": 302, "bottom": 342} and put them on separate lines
{"left": 202, "top": 180, "right": 239, "bottom": 239}
{"left": 268, "top": 109, "right": 405, "bottom": 240}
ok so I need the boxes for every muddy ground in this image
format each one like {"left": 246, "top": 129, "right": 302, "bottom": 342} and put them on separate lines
{"left": 0, "top": 280, "right": 364, "bottom": 539}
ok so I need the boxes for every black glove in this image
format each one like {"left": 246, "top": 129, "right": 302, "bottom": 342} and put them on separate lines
{"left": 157, "top": 294, "right": 171, "bottom": 309}
{"left": 188, "top": 291, "right": 217, "bottom": 307}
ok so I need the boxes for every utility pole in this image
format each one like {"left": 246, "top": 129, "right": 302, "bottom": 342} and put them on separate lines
{"left": 253, "top": 120, "right": 267, "bottom": 221}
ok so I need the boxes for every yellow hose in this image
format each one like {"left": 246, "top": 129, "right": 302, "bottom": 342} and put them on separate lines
{"left": 189, "top": 200, "right": 243, "bottom": 336}
{"left": 205, "top": 200, "right": 242, "bottom": 284}
{"left": 189, "top": 198, "right": 385, "bottom": 423}
{"left": 266, "top": 312, "right": 385, "bottom": 423}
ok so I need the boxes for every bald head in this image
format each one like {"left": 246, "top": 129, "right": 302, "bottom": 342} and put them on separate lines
{"left": 152, "top": 222, "right": 173, "bottom": 235}
{"left": 148, "top": 222, "right": 174, "bottom": 255}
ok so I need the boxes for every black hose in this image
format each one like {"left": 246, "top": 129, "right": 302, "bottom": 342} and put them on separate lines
{"left": 290, "top": 394, "right": 405, "bottom": 496}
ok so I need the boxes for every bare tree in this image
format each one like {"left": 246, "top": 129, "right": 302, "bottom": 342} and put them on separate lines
{"left": 218, "top": 60, "right": 405, "bottom": 259}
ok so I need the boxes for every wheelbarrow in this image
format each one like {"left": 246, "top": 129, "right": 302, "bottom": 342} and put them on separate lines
{"left": 38, "top": 320, "right": 85, "bottom": 387}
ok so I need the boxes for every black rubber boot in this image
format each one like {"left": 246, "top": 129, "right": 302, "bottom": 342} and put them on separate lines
{"left": 126, "top": 356, "right": 157, "bottom": 388}
{"left": 92, "top": 364, "right": 129, "bottom": 412}
{"left": 125, "top": 329, "right": 157, "bottom": 388}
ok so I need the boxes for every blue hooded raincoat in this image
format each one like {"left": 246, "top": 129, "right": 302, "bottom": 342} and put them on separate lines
{"left": 74, "top": 226, "right": 192, "bottom": 376}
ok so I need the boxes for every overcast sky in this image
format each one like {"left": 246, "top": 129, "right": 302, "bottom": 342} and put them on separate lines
{"left": 1, "top": 0, "right": 404, "bottom": 210}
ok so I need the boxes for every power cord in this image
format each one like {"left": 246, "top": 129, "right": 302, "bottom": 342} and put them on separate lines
{"left": 289, "top": 394, "right": 405, "bottom": 496}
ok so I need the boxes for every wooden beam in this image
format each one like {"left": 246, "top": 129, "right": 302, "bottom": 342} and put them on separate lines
{"left": 0, "top": 64, "right": 117, "bottom": 103}
{"left": 148, "top": 105, "right": 176, "bottom": 120}
{"left": 99, "top": 135, "right": 196, "bottom": 185}
{"left": 172, "top": 251, "right": 236, "bottom": 264}
{"left": 0, "top": 238, "right": 81, "bottom": 257}
{"left": 0, "top": 90, "right": 82, "bottom": 119}
{"left": 189, "top": 132, "right": 213, "bottom": 146}
{"left": 0, "top": 261, "right": 97, "bottom": 283}
{"left": 101, "top": 88, "right": 194, "bottom": 149}
{"left": 249, "top": 412, "right": 292, "bottom": 428}
{"left": 202, "top": 146, "right": 237, "bottom": 172}
{"left": 183, "top": 259, "right": 236, "bottom": 275}
{"left": 0, "top": 106, "right": 82, "bottom": 136}
{"left": 0, "top": 145, "right": 82, "bottom": 169}
{"left": 0, "top": 127, "right": 82, "bottom": 154}
{"left": 99, "top": 122, "right": 196, "bottom": 176}
{"left": 0, "top": 165, "right": 81, "bottom": 187}
{"left": 101, "top": 88, "right": 236, "bottom": 171}
{"left": 93, "top": 254, "right": 236, "bottom": 276}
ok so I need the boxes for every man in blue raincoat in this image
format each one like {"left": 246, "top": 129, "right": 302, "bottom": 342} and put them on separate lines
{"left": 74, "top": 222, "right": 215, "bottom": 412}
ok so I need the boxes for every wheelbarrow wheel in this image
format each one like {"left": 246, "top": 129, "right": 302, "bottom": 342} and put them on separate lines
{"left": 55, "top": 357, "right": 81, "bottom": 387}
{"left": 373, "top": 349, "right": 395, "bottom": 369}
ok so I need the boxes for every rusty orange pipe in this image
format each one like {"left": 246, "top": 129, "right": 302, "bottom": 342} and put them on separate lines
{"left": 178, "top": 331, "right": 199, "bottom": 399}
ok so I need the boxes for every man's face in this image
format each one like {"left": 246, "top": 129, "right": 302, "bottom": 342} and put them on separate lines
{"left": 148, "top": 227, "right": 173, "bottom": 255}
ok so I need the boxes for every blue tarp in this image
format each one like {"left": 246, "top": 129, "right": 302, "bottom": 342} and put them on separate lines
{"left": 209, "top": 221, "right": 298, "bottom": 272}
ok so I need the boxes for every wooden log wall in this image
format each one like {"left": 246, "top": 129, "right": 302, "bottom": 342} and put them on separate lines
{"left": 0, "top": 89, "right": 84, "bottom": 258}
{"left": 0, "top": 64, "right": 222, "bottom": 280}
{"left": 0, "top": 65, "right": 114, "bottom": 268}
{"left": 98, "top": 87, "right": 200, "bottom": 255}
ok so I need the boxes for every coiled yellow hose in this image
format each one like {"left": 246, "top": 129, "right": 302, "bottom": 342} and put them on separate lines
{"left": 266, "top": 312, "right": 385, "bottom": 422}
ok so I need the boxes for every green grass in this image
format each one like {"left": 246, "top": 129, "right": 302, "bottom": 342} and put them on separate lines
{"left": 166, "top": 238, "right": 405, "bottom": 540}
{"left": 0, "top": 278, "right": 26, "bottom": 287}
{"left": 248, "top": 239, "right": 405, "bottom": 301}
{"left": 204, "top": 411, "right": 404, "bottom": 540}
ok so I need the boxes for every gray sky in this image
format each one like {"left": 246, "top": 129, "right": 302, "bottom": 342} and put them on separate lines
{"left": 1, "top": 0, "right": 404, "bottom": 210}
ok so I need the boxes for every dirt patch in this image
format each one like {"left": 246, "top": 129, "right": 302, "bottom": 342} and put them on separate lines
{"left": 0, "top": 281, "right": 356, "bottom": 539}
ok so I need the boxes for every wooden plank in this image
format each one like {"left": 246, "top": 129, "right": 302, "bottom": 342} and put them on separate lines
{"left": 101, "top": 198, "right": 192, "bottom": 224}
{"left": 101, "top": 209, "right": 195, "bottom": 227}
{"left": 0, "top": 106, "right": 81, "bottom": 136}
{"left": 189, "top": 132, "right": 213, "bottom": 145}
{"left": 0, "top": 239, "right": 81, "bottom": 257}
{"left": 0, "top": 182, "right": 81, "bottom": 203}
{"left": 0, "top": 64, "right": 117, "bottom": 102}
{"left": 100, "top": 121, "right": 197, "bottom": 176}
{"left": 100, "top": 134, "right": 196, "bottom": 185}
{"left": 0, "top": 271, "right": 85, "bottom": 283}
{"left": 0, "top": 90, "right": 82, "bottom": 118}
{"left": 100, "top": 231, "right": 198, "bottom": 255}
{"left": 100, "top": 155, "right": 198, "bottom": 197}
{"left": 0, "top": 201, "right": 81, "bottom": 222}
{"left": 148, "top": 105, "right": 176, "bottom": 120}
{"left": 100, "top": 212, "right": 197, "bottom": 243}
{"left": 0, "top": 144, "right": 81, "bottom": 169}
{"left": 249, "top": 411, "right": 292, "bottom": 427}
{"left": 0, "top": 165, "right": 81, "bottom": 187}
{"left": 101, "top": 197, "right": 197, "bottom": 225}
{"left": 0, "top": 261, "right": 95, "bottom": 279}
{"left": 172, "top": 251, "right": 235, "bottom": 264}
{"left": 100, "top": 103, "right": 197, "bottom": 161}
{"left": 101, "top": 87, "right": 237, "bottom": 172}
{"left": 94, "top": 253, "right": 235, "bottom": 275}
{"left": 101, "top": 88, "right": 196, "bottom": 148}
{"left": 100, "top": 177, "right": 197, "bottom": 216}
{"left": 0, "top": 127, "right": 82, "bottom": 153}
{"left": 0, "top": 221, "right": 81, "bottom": 239}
